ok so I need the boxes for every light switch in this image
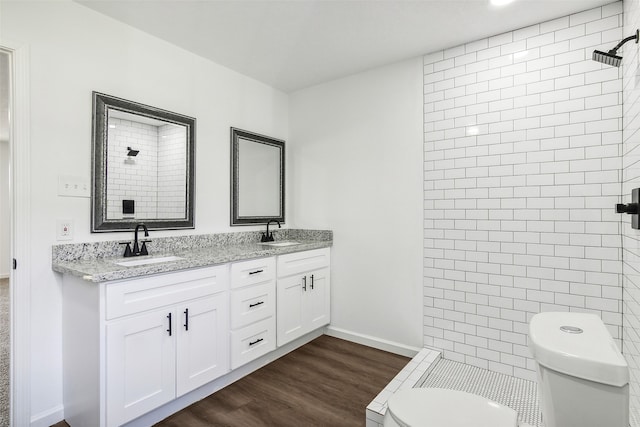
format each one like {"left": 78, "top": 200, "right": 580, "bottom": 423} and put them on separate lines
{"left": 58, "top": 175, "right": 90, "bottom": 198}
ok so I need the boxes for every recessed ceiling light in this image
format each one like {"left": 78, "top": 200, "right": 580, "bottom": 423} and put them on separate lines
{"left": 490, "top": 0, "right": 515, "bottom": 6}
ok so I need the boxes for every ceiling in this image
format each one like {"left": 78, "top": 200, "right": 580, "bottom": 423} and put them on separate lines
{"left": 78, "top": 0, "right": 614, "bottom": 93}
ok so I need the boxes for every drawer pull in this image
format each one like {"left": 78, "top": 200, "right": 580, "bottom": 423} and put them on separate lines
{"left": 249, "top": 301, "right": 264, "bottom": 308}
{"left": 249, "top": 269, "right": 264, "bottom": 275}
{"left": 167, "top": 313, "right": 172, "bottom": 336}
{"left": 310, "top": 274, "right": 314, "bottom": 290}
{"left": 184, "top": 308, "right": 189, "bottom": 331}
{"left": 302, "top": 276, "right": 307, "bottom": 291}
{"left": 249, "top": 338, "right": 264, "bottom": 346}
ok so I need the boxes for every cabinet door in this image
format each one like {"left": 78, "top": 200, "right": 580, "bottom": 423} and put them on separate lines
{"left": 276, "top": 274, "right": 305, "bottom": 346}
{"left": 305, "top": 267, "right": 330, "bottom": 332}
{"left": 176, "top": 293, "right": 229, "bottom": 397}
{"left": 106, "top": 308, "right": 176, "bottom": 427}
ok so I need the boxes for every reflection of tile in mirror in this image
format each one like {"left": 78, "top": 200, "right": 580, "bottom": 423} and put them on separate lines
{"left": 105, "top": 112, "right": 187, "bottom": 221}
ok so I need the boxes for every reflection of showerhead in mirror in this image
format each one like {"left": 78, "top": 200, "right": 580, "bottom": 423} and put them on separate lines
{"left": 127, "top": 146, "right": 139, "bottom": 156}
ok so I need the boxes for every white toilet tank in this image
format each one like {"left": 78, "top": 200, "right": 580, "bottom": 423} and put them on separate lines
{"left": 529, "top": 312, "right": 629, "bottom": 427}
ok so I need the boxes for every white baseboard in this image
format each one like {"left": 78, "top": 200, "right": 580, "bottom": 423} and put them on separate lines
{"left": 31, "top": 404, "right": 64, "bottom": 427}
{"left": 324, "top": 326, "right": 421, "bottom": 358}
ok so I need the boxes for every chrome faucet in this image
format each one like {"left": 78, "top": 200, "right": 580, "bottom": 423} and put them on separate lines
{"left": 120, "top": 223, "right": 151, "bottom": 257}
{"left": 261, "top": 220, "right": 281, "bottom": 242}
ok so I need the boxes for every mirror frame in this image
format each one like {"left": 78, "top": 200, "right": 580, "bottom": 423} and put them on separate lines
{"left": 91, "top": 92, "right": 196, "bottom": 232}
{"left": 230, "top": 127, "right": 285, "bottom": 226}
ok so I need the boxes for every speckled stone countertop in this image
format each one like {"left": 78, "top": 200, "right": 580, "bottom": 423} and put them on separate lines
{"left": 52, "top": 229, "right": 332, "bottom": 283}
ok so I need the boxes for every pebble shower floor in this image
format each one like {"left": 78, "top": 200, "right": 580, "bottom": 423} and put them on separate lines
{"left": 419, "top": 358, "right": 542, "bottom": 426}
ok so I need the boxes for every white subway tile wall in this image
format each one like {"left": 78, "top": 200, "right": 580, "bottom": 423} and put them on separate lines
{"left": 622, "top": 1, "right": 640, "bottom": 425}
{"left": 106, "top": 119, "right": 187, "bottom": 220}
{"left": 423, "top": 2, "right": 623, "bottom": 380}
{"left": 107, "top": 118, "right": 159, "bottom": 220}
{"left": 157, "top": 124, "right": 187, "bottom": 219}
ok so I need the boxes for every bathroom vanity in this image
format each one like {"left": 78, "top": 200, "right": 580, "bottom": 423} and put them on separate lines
{"left": 53, "top": 230, "right": 331, "bottom": 427}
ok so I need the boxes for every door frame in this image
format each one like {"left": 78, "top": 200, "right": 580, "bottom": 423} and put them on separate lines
{"left": 2, "top": 40, "right": 31, "bottom": 427}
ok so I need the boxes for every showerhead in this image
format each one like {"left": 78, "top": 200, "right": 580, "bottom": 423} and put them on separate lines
{"left": 592, "top": 29, "right": 639, "bottom": 67}
{"left": 592, "top": 50, "right": 622, "bottom": 67}
{"left": 126, "top": 146, "right": 139, "bottom": 157}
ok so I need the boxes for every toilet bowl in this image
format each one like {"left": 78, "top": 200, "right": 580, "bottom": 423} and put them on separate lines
{"left": 383, "top": 388, "right": 518, "bottom": 427}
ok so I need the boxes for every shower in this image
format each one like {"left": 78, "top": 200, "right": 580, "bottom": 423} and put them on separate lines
{"left": 592, "top": 29, "right": 639, "bottom": 67}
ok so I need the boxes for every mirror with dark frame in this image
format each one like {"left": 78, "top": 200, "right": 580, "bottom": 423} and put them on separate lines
{"left": 91, "top": 92, "right": 196, "bottom": 232}
{"left": 230, "top": 128, "right": 285, "bottom": 226}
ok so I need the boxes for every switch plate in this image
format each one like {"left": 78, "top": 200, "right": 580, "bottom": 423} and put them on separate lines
{"left": 56, "top": 220, "right": 73, "bottom": 241}
{"left": 58, "top": 175, "right": 90, "bottom": 198}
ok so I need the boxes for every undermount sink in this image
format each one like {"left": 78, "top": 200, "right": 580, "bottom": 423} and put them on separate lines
{"left": 259, "top": 241, "right": 301, "bottom": 247}
{"left": 115, "top": 255, "right": 184, "bottom": 267}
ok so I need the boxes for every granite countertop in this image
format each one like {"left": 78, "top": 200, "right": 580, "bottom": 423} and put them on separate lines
{"left": 52, "top": 229, "right": 332, "bottom": 283}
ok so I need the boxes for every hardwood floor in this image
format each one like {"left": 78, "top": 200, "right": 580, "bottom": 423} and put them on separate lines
{"left": 156, "top": 335, "right": 408, "bottom": 427}
{"left": 53, "top": 335, "right": 409, "bottom": 427}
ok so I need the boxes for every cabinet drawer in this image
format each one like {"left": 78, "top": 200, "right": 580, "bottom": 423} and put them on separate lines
{"left": 277, "top": 248, "right": 330, "bottom": 278}
{"left": 230, "top": 281, "right": 275, "bottom": 329}
{"left": 230, "top": 317, "right": 276, "bottom": 370}
{"left": 230, "top": 257, "right": 276, "bottom": 289}
{"left": 106, "top": 265, "right": 228, "bottom": 320}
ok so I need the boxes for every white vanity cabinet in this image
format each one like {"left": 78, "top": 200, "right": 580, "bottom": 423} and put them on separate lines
{"left": 63, "top": 265, "right": 229, "bottom": 427}
{"left": 60, "top": 244, "right": 332, "bottom": 427}
{"left": 229, "top": 257, "right": 277, "bottom": 369}
{"left": 276, "top": 248, "right": 331, "bottom": 346}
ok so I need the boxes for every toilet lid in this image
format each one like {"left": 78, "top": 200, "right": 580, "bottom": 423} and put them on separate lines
{"left": 386, "top": 388, "right": 518, "bottom": 427}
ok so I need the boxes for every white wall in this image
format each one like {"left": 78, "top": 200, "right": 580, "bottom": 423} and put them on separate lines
{"left": 0, "top": 2, "right": 289, "bottom": 424}
{"left": 0, "top": 48, "right": 9, "bottom": 278}
{"left": 289, "top": 58, "right": 424, "bottom": 351}
{"left": 423, "top": 3, "right": 623, "bottom": 380}
{"left": 621, "top": 0, "right": 640, "bottom": 424}
{"left": 0, "top": 140, "right": 8, "bottom": 278}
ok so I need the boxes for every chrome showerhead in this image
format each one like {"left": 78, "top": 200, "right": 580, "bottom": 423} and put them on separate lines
{"left": 126, "top": 146, "right": 139, "bottom": 156}
{"left": 592, "top": 29, "right": 639, "bottom": 67}
{"left": 592, "top": 50, "right": 622, "bottom": 67}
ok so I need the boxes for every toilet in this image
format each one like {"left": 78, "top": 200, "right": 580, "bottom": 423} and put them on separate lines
{"left": 383, "top": 312, "right": 629, "bottom": 427}
{"left": 383, "top": 387, "right": 518, "bottom": 426}
{"left": 528, "top": 312, "right": 629, "bottom": 427}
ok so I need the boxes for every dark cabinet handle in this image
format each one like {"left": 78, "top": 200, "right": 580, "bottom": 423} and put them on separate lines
{"left": 184, "top": 308, "right": 189, "bottom": 331}
{"left": 249, "top": 338, "right": 264, "bottom": 346}
{"left": 167, "top": 313, "right": 172, "bottom": 336}
{"left": 249, "top": 269, "right": 264, "bottom": 275}
{"left": 302, "top": 276, "right": 307, "bottom": 291}
{"left": 310, "top": 274, "right": 314, "bottom": 290}
{"left": 249, "top": 301, "right": 264, "bottom": 308}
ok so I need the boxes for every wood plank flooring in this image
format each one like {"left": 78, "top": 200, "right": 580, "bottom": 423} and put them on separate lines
{"left": 52, "top": 335, "right": 409, "bottom": 427}
{"left": 156, "top": 335, "right": 408, "bottom": 427}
